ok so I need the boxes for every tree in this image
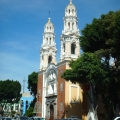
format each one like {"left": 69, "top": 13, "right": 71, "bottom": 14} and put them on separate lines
{"left": 28, "top": 72, "right": 38, "bottom": 97}
{"left": 25, "top": 107, "right": 34, "bottom": 117}
{"left": 0, "top": 80, "right": 21, "bottom": 115}
{"left": 0, "top": 80, "right": 21, "bottom": 103}
{"left": 80, "top": 10, "right": 120, "bottom": 119}
{"left": 62, "top": 10, "right": 120, "bottom": 120}
{"left": 81, "top": 10, "right": 120, "bottom": 58}
{"left": 61, "top": 53, "right": 108, "bottom": 109}
{"left": 27, "top": 72, "right": 38, "bottom": 116}
{"left": 62, "top": 52, "right": 107, "bottom": 84}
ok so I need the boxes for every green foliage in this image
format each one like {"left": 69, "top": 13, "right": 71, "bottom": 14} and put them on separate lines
{"left": 11, "top": 110, "right": 16, "bottom": 116}
{"left": 0, "top": 80, "right": 21, "bottom": 104}
{"left": 27, "top": 72, "right": 38, "bottom": 114}
{"left": 62, "top": 10, "right": 120, "bottom": 119}
{"left": 28, "top": 72, "right": 38, "bottom": 97}
{"left": 80, "top": 10, "right": 120, "bottom": 115}
{"left": 62, "top": 52, "right": 108, "bottom": 96}
{"left": 0, "top": 109, "right": 4, "bottom": 116}
{"left": 25, "top": 107, "right": 34, "bottom": 117}
{"left": 0, "top": 80, "right": 21, "bottom": 114}
{"left": 29, "top": 98, "right": 36, "bottom": 108}
{"left": 80, "top": 10, "right": 120, "bottom": 61}
{"left": 62, "top": 53, "right": 107, "bottom": 83}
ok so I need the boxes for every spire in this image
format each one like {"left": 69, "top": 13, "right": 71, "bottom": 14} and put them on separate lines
{"left": 44, "top": 17, "right": 54, "bottom": 33}
{"left": 70, "top": 0, "right": 72, "bottom": 4}
{"left": 49, "top": 11, "right": 50, "bottom": 18}
{"left": 48, "top": 17, "right": 51, "bottom": 22}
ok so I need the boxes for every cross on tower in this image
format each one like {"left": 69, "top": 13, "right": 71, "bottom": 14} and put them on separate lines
{"left": 70, "top": 0, "right": 72, "bottom": 3}
{"left": 49, "top": 11, "right": 50, "bottom": 18}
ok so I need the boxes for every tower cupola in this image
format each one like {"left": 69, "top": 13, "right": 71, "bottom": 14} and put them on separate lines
{"left": 44, "top": 18, "right": 54, "bottom": 33}
{"left": 65, "top": 0, "right": 76, "bottom": 17}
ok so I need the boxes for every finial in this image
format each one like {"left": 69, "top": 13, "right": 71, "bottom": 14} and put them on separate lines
{"left": 48, "top": 17, "right": 50, "bottom": 21}
{"left": 48, "top": 11, "right": 51, "bottom": 21}
{"left": 49, "top": 11, "right": 50, "bottom": 18}
{"left": 70, "top": 0, "right": 72, "bottom": 3}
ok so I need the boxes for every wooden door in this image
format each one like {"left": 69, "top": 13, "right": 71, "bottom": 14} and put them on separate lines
{"left": 50, "top": 105, "right": 54, "bottom": 120}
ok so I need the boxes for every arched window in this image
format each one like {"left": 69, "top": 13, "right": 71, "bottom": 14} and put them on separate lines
{"left": 69, "top": 9, "right": 70, "bottom": 14}
{"left": 72, "top": 22, "right": 74, "bottom": 30}
{"left": 50, "top": 26, "right": 51, "bottom": 31}
{"left": 41, "top": 55, "right": 43, "bottom": 67}
{"left": 63, "top": 43, "right": 65, "bottom": 52}
{"left": 72, "top": 9, "right": 74, "bottom": 14}
{"left": 68, "top": 22, "right": 70, "bottom": 29}
{"left": 50, "top": 38, "right": 51, "bottom": 44}
{"left": 71, "top": 43, "right": 76, "bottom": 54}
{"left": 42, "top": 55, "right": 43, "bottom": 60}
{"left": 46, "top": 38, "right": 48, "bottom": 44}
{"left": 48, "top": 56, "right": 52, "bottom": 64}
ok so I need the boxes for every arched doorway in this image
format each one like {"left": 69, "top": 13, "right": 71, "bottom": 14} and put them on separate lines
{"left": 50, "top": 105, "right": 54, "bottom": 120}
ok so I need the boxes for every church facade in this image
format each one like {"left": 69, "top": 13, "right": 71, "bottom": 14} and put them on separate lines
{"left": 36, "top": 0, "right": 86, "bottom": 119}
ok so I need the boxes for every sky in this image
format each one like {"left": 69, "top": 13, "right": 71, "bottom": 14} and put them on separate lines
{"left": 0, "top": 0, "right": 120, "bottom": 93}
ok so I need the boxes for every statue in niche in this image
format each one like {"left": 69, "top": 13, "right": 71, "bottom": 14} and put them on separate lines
{"left": 48, "top": 70, "right": 56, "bottom": 81}
{"left": 47, "top": 69, "right": 57, "bottom": 95}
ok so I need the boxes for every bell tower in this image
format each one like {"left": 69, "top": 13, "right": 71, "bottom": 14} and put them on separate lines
{"left": 60, "top": 0, "right": 80, "bottom": 62}
{"left": 39, "top": 18, "right": 57, "bottom": 71}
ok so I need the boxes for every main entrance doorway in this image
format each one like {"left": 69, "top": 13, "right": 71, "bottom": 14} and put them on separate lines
{"left": 50, "top": 105, "right": 54, "bottom": 120}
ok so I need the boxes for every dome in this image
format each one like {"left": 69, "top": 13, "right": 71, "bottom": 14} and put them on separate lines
{"left": 67, "top": 0, "right": 75, "bottom": 8}
{"left": 44, "top": 18, "right": 54, "bottom": 33}
{"left": 65, "top": 0, "right": 76, "bottom": 17}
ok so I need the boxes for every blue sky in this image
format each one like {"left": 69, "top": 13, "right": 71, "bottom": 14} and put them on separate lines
{"left": 0, "top": 0, "right": 120, "bottom": 93}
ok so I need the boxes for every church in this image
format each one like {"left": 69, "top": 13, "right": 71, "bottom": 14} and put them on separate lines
{"left": 35, "top": 0, "right": 87, "bottom": 119}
